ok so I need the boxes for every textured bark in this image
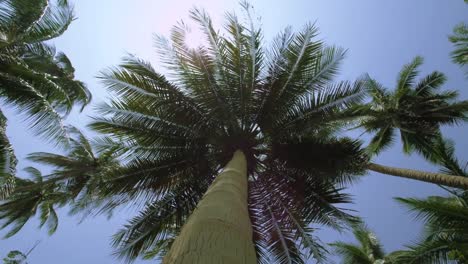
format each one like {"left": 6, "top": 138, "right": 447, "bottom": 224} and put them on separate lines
{"left": 368, "top": 162, "right": 468, "bottom": 190}
{"left": 163, "top": 150, "right": 257, "bottom": 264}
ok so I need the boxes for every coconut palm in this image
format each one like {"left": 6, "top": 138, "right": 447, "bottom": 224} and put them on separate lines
{"left": 0, "top": 0, "right": 91, "bottom": 197}
{"left": 0, "top": 166, "right": 67, "bottom": 238}
{"left": 0, "top": 127, "right": 119, "bottom": 237}
{"left": 330, "top": 224, "right": 395, "bottom": 264}
{"left": 2, "top": 241, "right": 39, "bottom": 264}
{"left": 86, "top": 5, "right": 367, "bottom": 263}
{"left": 355, "top": 56, "right": 468, "bottom": 188}
{"left": 3, "top": 250, "right": 27, "bottom": 264}
{"left": 358, "top": 56, "right": 467, "bottom": 155}
{"left": 28, "top": 127, "right": 120, "bottom": 212}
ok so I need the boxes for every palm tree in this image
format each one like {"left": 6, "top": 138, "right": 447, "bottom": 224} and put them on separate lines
{"left": 2, "top": 4, "right": 467, "bottom": 264}
{"left": 3, "top": 241, "right": 39, "bottom": 264}
{"left": 356, "top": 56, "right": 468, "bottom": 188}
{"left": 4, "top": 4, "right": 465, "bottom": 263}
{"left": 330, "top": 220, "right": 468, "bottom": 264}
{"left": 0, "top": 166, "right": 66, "bottom": 238}
{"left": 0, "top": 127, "right": 119, "bottom": 237}
{"left": 3, "top": 250, "right": 28, "bottom": 264}
{"left": 84, "top": 5, "right": 365, "bottom": 263}
{"left": 389, "top": 139, "right": 468, "bottom": 264}
{"left": 0, "top": 0, "right": 91, "bottom": 197}
{"left": 330, "top": 224, "right": 396, "bottom": 264}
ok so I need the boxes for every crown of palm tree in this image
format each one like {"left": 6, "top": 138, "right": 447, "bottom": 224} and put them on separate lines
{"left": 330, "top": 224, "right": 387, "bottom": 264}
{"left": 356, "top": 56, "right": 468, "bottom": 156}
{"left": 81, "top": 5, "right": 369, "bottom": 262}
{"left": 0, "top": 127, "right": 119, "bottom": 237}
{"left": 0, "top": 0, "right": 92, "bottom": 198}
{"left": 0, "top": 166, "right": 66, "bottom": 238}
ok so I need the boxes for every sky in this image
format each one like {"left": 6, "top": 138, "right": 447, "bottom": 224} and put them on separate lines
{"left": 1, "top": 0, "right": 467, "bottom": 263}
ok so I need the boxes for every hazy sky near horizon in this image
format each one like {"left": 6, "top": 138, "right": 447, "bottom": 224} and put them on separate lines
{"left": 0, "top": 1, "right": 467, "bottom": 263}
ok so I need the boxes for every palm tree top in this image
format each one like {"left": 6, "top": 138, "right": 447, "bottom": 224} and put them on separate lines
{"left": 0, "top": 0, "right": 91, "bottom": 200}
{"left": 331, "top": 224, "right": 387, "bottom": 264}
{"left": 0, "top": 0, "right": 92, "bottom": 143}
{"left": 357, "top": 56, "right": 468, "bottom": 156}
{"left": 0, "top": 126, "right": 120, "bottom": 238}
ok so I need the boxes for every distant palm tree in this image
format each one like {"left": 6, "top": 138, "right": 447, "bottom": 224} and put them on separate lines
{"left": 0, "top": 166, "right": 66, "bottom": 238}
{"left": 0, "top": 0, "right": 91, "bottom": 198}
{"left": 330, "top": 224, "right": 406, "bottom": 264}
{"left": 3, "top": 250, "right": 28, "bottom": 264}
{"left": 3, "top": 241, "right": 40, "bottom": 264}
{"left": 0, "top": 127, "right": 119, "bottom": 237}
{"left": 356, "top": 57, "right": 468, "bottom": 188}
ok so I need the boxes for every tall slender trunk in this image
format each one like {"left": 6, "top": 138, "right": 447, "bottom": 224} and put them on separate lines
{"left": 368, "top": 162, "right": 468, "bottom": 190}
{"left": 163, "top": 150, "right": 257, "bottom": 264}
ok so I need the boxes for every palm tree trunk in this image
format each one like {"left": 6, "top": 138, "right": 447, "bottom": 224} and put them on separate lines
{"left": 163, "top": 150, "right": 257, "bottom": 264}
{"left": 367, "top": 162, "right": 468, "bottom": 189}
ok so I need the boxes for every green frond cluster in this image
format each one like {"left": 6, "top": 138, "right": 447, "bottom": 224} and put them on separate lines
{"left": 390, "top": 193, "right": 468, "bottom": 263}
{"left": 381, "top": 145, "right": 468, "bottom": 264}
{"left": 0, "top": 0, "right": 91, "bottom": 199}
{"left": 449, "top": 23, "right": 468, "bottom": 74}
{"left": 356, "top": 56, "right": 468, "bottom": 156}
{"left": 330, "top": 224, "right": 387, "bottom": 264}
{"left": 0, "top": 126, "right": 120, "bottom": 238}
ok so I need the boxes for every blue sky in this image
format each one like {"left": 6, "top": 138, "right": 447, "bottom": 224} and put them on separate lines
{"left": 1, "top": 0, "right": 467, "bottom": 263}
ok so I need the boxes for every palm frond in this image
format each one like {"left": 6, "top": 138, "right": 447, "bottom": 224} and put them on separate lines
{"left": 0, "top": 71, "right": 69, "bottom": 145}
{"left": 112, "top": 178, "right": 210, "bottom": 262}
{"left": 20, "top": 1, "right": 74, "bottom": 43}
{"left": 366, "top": 126, "right": 395, "bottom": 156}
{"left": 396, "top": 56, "right": 423, "bottom": 100}
{"left": 396, "top": 196, "right": 468, "bottom": 231}
{"left": 414, "top": 71, "right": 446, "bottom": 97}
{"left": 0, "top": 0, "right": 48, "bottom": 35}
{"left": 387, "top": 239, "right": 453, "bottom": 264}
{"left": 275, "top": 79, "right": 365, "bottom": 136}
